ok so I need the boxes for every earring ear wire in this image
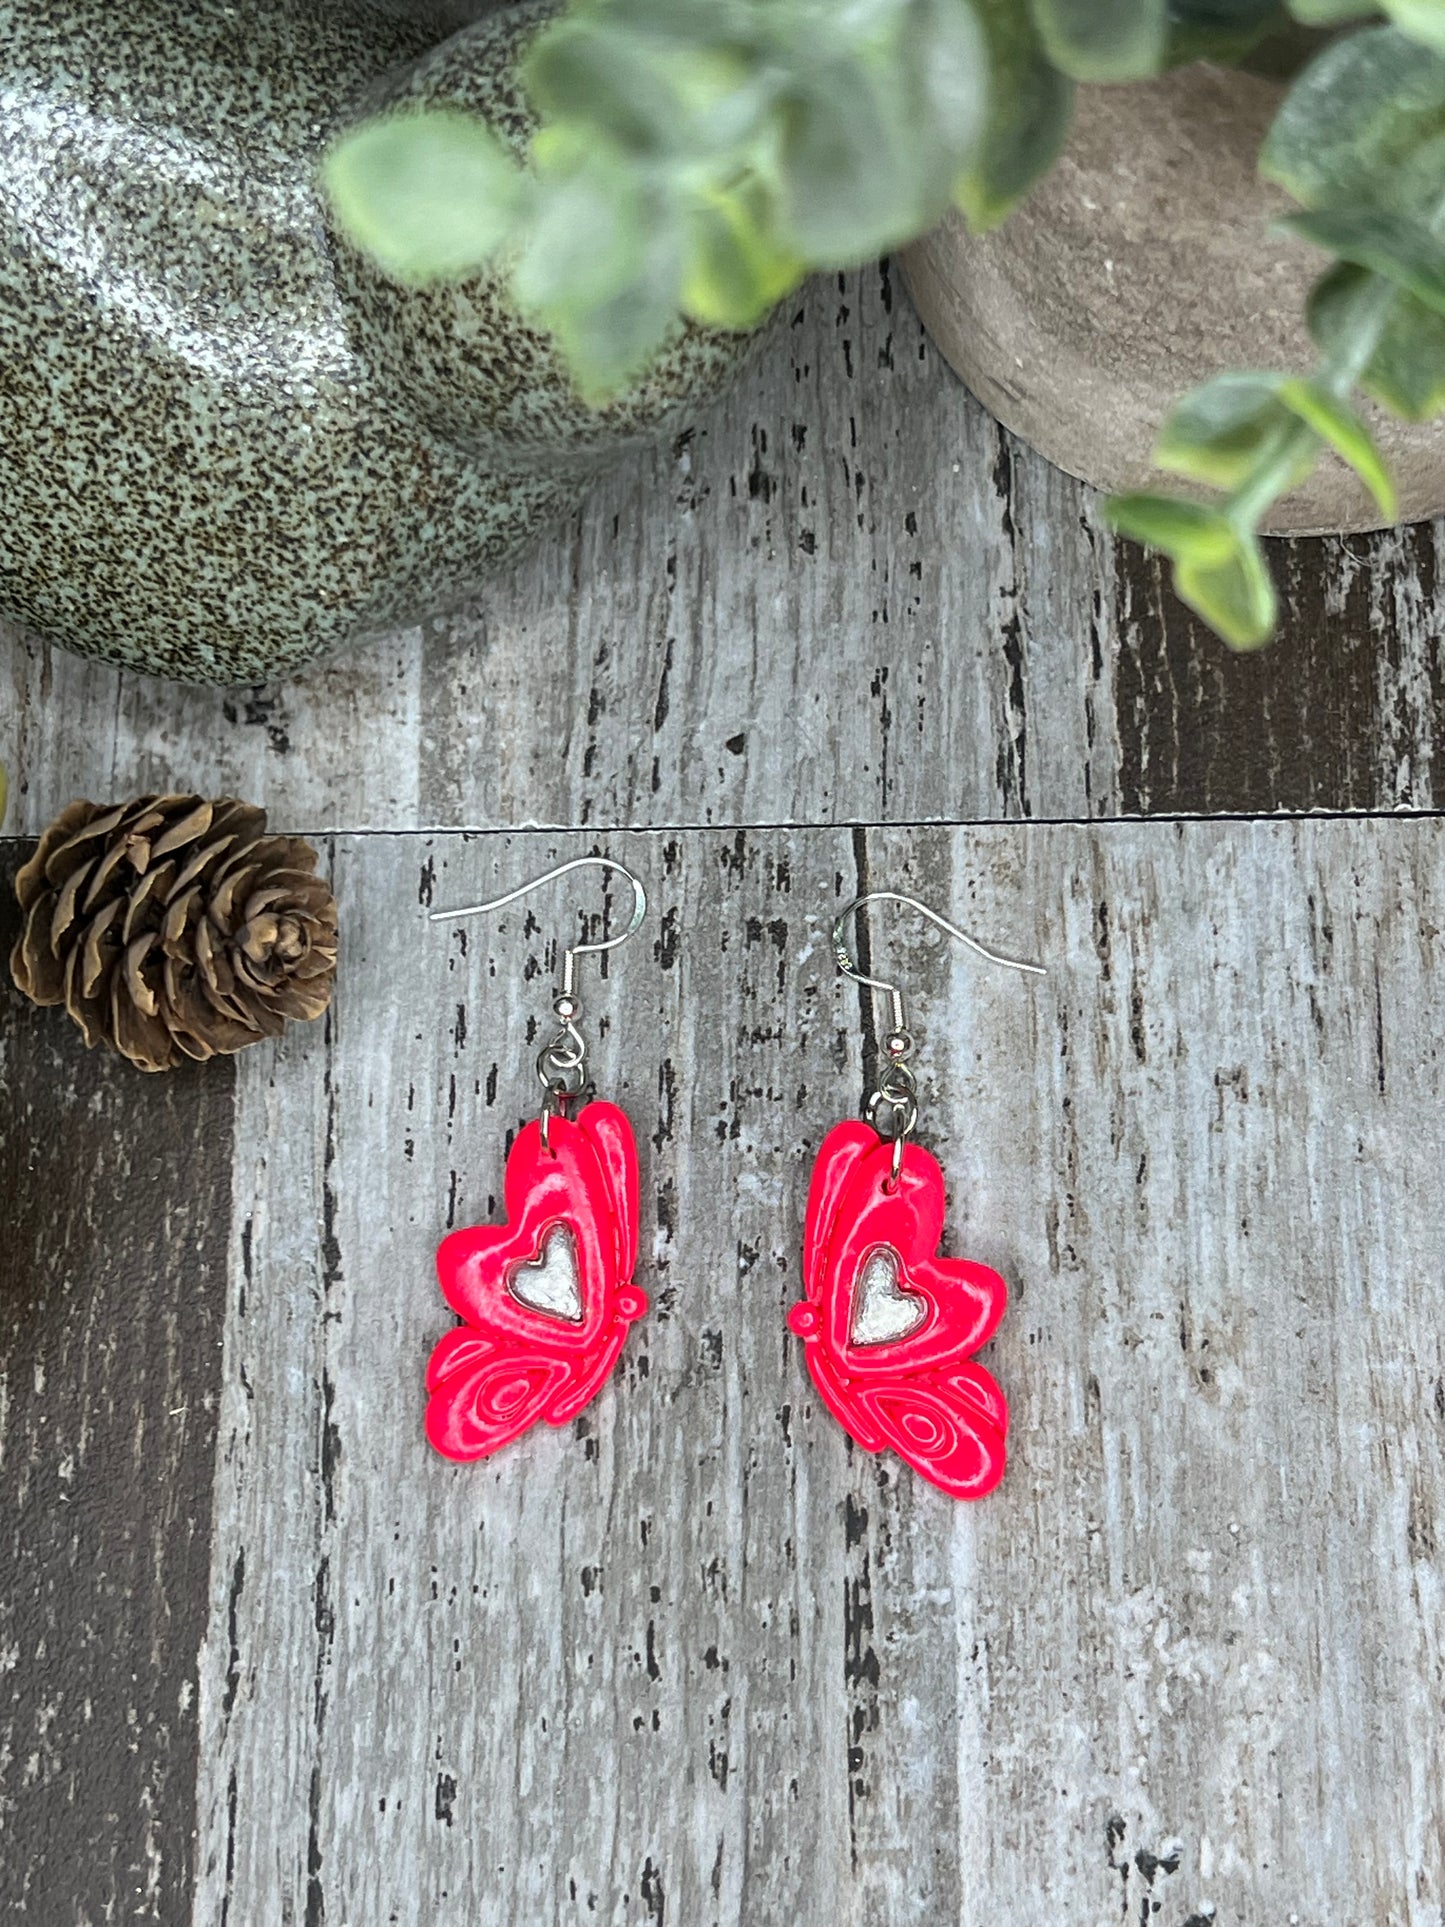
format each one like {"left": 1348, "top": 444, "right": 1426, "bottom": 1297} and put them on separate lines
{"left": 429, "top": 854, "right": 647, "bottom": 998}
{"left": 430, "top": 854, "right": 647, "bottom": 1143}
{"left": 831, "top": 889, "right": 1044, "bottom": 1039}
{"left": 831, "top": 889, "right": 1044, "bottom": 1181}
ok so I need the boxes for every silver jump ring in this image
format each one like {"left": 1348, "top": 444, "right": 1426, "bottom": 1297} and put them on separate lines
{"left": 536, "top": 1046, "right": 587, "bottom": 1097}
{"left": 539, "top": 1072, "right": 589, "bottom": 1150}
{"left": 877, "top": 1062, "right": 916, "bottom": 1103}
{"left": 866, "top": 1088, "right": 919, "bottom": 1134}
{"left": 547, "top": 1017, "right": 587, "bottom": 1069}
{"left": 540, "top": 1036, "right": 585, "bottom": 1073}
{"left": 868, "top": 1090, "right": 919, "bottom": 1140}
{"left": 536, "top": 1014, "right": 589, "bottom": 1092}
{"left": 866, "top": 1055, "right": 918, "bottom": 1143}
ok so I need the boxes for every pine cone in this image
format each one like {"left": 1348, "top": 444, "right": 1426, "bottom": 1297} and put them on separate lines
{"left": 10, "top": 794, "right": 338, "bottom": 1072}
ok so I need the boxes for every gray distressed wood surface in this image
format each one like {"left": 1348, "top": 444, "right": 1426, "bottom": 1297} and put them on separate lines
{"left": 0, "top": 849, "right": 233, "bottom": 1923}
{"left": 0, "top": 268, "right": 1114, "bottom": 832}
{"left": 4, "top": 245, "right": 1445, "bottom": 1927}
{"left": 175, "top": 821, "right": 1443, "bottom": 1926}
{"left": 5, "top": 264, "right": 1445, "bottom": 834}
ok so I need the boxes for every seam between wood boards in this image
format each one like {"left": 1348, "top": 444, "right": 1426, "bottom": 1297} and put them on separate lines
{"left": 5, "top": 811, "right": 1444, "bottom": 858}
{"left": 119, "top": 808, "right": 1445, "bottom": 838}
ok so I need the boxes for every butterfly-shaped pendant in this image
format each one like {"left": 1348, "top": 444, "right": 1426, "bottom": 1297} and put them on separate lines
{"left": 787, "top": 1119, "right": 1009, "bottom": 1499}
{"left": 425, "top": 1101, "right": 647, "bottom": 1462}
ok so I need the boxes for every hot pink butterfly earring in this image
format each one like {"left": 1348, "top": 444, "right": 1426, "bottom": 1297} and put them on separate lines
{"left": 424, "top": 857, "right": 649, "bottom": 1463}
{"left": 788, "top": 889, "right": 1044, "bottom": 1500}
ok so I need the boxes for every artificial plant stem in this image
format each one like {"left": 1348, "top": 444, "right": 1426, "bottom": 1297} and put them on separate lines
{"left": 1226, "top": 417, "right": 1316, "bottom": 529}
{"left": 1320, "top": 272, "right": 1398, "bottom": 396}
{"left": 1226, "top": 270, "right": 1399, "bottom": 530}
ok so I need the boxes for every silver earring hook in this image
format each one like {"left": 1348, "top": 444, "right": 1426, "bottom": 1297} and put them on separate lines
{"left": 430, "top": 856, "right": 646, "bottom": 1140}
{"left": 430, "top": 855, "right": 647, "bottom": 999}
{"left": 832, "top": 889, "right": 1044, "bottom": 1041}
{"left": 833, "top": 890, "right": 1043, "bottom": 1175}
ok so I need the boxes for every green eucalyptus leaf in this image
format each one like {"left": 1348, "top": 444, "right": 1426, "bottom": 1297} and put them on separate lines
{"left": 1155, "top": 364, "right": 1396, "bottom": 512}
{"left": 662, "top": 52, "right": 778, "bottom": 153}
{"left": 955, "top": 0, "right": 1075, "bottom": 230}
{"left": 566, "top": 0, "right": 763, "bottom": 51}
{"left": 513, "top": 144, "right": 648, "bottom": 313}
{"left": 1383, "top": 0, "right": 1445, "bottom": 49}
{"left": 547, "top": 299, "right": 674, "bottom": 401}
{"left": 547, "top": 275, "right": 681, "bottom": 401}
{"left": 1274, "top": 375, "right": 1398, "bottom": 513}
{"left": 1286, "top": 0, "right": 1378, "bottom": 22}
{"left": 1153, "top": 372, "right": 1305, "bottom": 489}
{"left": 1029, "top": 0, "right": 1169, "bottom": 78}
{"left": 1262, "top": 27, "right": 1445, "bottom": 216}
{"left": 910, "top": 0, "right": 992, "bottom": 197}
{"left": 524, "top": 20, "right": 684, "bottom": 153}
{"left": 1167, "top": 0, "right": 1291, "bottom": 65}
{"left": 1309, "top": 260, "right": 1445, "bottom": 415}
{"left": 532, "top": 184, "right": 688, "bottom": 401}
{"left": 682, "top": 178, "right": 803, "bottom": 327}
{"left": 1175, "top": 530, "right": 1279, "bottom": 650}
{"left": 1109, "top": 492, "right": 1280, "bottom": 646}
{"left": 1281, "top": 205, "right": 1445, "bottom": 311}
{"left": 771, "top": 1, "right": 988, "bottom": 246}
{"left": 525, "top": 17, "right": 769, "bottom": 159}
{"left": 323, "top": 111, "right": 526, "bottom": 283}
{"left": 776, "top": 62, "right": 923, "bottom": 258}
{"left": 1106, "top": 493, "right": 1241, "bottom": 561}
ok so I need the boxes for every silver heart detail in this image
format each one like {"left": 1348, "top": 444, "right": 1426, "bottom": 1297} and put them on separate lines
{"left": 851, "top": 1247, "right": 926, "bottom": 1347}
{"left": 509, "top": 1224, "right": 583, "bottom": 1324}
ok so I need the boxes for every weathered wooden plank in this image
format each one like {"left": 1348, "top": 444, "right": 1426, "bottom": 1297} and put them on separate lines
{"left": 0, "top": 634, "right": 427, "bottom": 838}
{"left": 0, "top": 846, "right": 233, "bottom": 1924}
{"left": 7, "top": 265, "right": 1444, "bottom": 837}
{"left": 194, "top": 829, "right": 859, "bottom": 1924}
{"left": 415, "top": 272, "right": 1119, "bottom": 834}
{"left": 0, "top": 267, "right": 1118, "bottom": 836}
{"left": 190, "top": 978, "right": 339, "bottom": 1924}
{"left": 192, "top": 821, "right": 1445, "bottom": 1926}
{"left": 1116, "top": 521, "right": 1445, "bottom": 815}
{"left": 868, "top": 821, "right": 1445, "bottom": 1924}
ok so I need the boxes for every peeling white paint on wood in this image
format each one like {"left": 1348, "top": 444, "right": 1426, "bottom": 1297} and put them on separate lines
{"left": 191, "top": 821, "right": 1445, "bottom": 1926}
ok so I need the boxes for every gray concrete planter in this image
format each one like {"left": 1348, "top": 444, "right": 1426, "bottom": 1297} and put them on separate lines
{"left": 898, "top": 62, "right": 1445, "bottom": 538}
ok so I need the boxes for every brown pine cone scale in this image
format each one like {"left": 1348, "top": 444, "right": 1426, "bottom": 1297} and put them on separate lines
{"left": 11, "top": 793, "right": 338, "bottom": 1072}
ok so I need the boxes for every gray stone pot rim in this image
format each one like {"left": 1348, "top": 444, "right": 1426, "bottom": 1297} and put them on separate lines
{"left": 898, "top": 60, "right": 1445, "bottom": 540}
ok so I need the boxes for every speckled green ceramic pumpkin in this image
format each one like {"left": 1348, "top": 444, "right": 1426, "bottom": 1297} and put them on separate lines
{"left": 0, "top": 0, "right": 751, "bottom": 684}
